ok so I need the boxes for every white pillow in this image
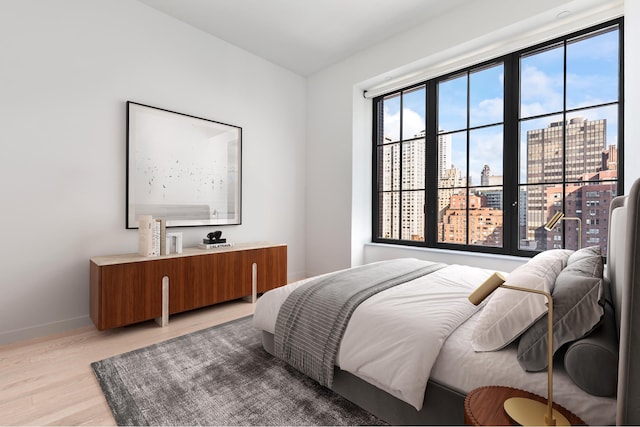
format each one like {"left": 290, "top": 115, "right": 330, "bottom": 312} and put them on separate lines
{"left": 471, "top": 249, "right": 573, "bottom": 352}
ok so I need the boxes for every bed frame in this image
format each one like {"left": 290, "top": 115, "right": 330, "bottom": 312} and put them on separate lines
{"left": 262, "top": 178, "right": 640, "bottom": 425}
{"left": 612, "top": 178, "right": 640, "bottom": 425}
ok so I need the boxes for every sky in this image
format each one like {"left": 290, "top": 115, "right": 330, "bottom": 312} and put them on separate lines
{"left": 382, "top": 26, "right": 619, "bottom": 186}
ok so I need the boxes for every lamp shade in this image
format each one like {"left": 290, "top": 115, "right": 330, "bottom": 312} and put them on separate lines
{"left": 544, "top": 211, "right": 565, "bottom": 231}
{"left": 468, "top": 272, "right": 506, "bottom": 306}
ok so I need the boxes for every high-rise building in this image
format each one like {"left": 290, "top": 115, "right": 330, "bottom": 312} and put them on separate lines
{"left": 378, "top": 132, "right": 425, "bottom": 240}
{"left": 401, "top": 135, "right": 425, "bottom": 240}
{"left": 379, "top": 130, "right": 457, "bottom": 241}
{"left": 603, "top": 144, "right": 618, "bottom": 171}
{"left": 478, "top": 164, "right": 503, "bottom": 210}
{"left": 518, "top": 189, "right": 533, "bottom": 249}
{"left": 481, "top": 165, "right": 491, "bottom": 186}
{"left": 525, "top": 117, "right": 606, "bottom": 243}
{"left": 438, "top": 131, "right": 452, "bottom": 179}
{"left": 437, "top": 165, "right": 465, "bottom": 217}
{"left": 379, "top": 140, "right": 399, "bottom": 240}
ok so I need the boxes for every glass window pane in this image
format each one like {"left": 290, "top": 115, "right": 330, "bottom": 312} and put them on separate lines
{"left": 567, "top": 28, "right": 619, "bottom": 110}
{"left": 402, "top": 86, "right": 426, "bottom": 140}
{"left": 564, "top": 183, "right": 584, "bottom": 251}
{"left": 520, "top": 44, "right": 564, "bottom": 119}
{"left": 584, "top": 181, "right": 617, "bottom": 257}
{"left": 438, "top": 74, "right": 467, "bottom": 132}
{"left": 437, "top": 189, "right": 467, "bottom": 244}
{"left": 469, "top": 125, "right": 503, "bottom": 187}
{"left": 437, "top": 132, "right": 452, "bottom": 182}
{"left": 519, "top": 115, "right": 563, "bottom": 184}
{"left": 470, "top": 64, "right": 504, "bottom": 128}
{"left": 440, "top": 131, "right": 467, "bottom": 187}
{"left": 379, "top": 192, "right": 400, "bottom": 240}
{"left": 378, "top": 144, "right": 400, "bottom": 191}
{"left": 519, "top": 184, "right": 558, "bottom": 251}
{"left": 382, "top": 93, "right": 400, "bottom": 143}
{"left": 564, "top": 106, "right": 618, "bottom": 182}
{"left": 564, "top": 181, "right": 616, "bottom": 252}
{"left": 543, "top": 185, "right": 567, "bottom": 250}
{"left": 437, "top": 187, "right": 458, "bottom": 224}
{"left": 401, "top": 191, "right": 425, "bottom": 241}
{"left": 402, "top": 139, "right": 425, "bottom": 190}
{"left": 469, "top": 187, "right": 503, "bottom": 248}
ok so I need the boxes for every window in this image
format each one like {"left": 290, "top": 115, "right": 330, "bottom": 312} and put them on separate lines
{"left": 372, "top": 19, "right": 623, "bottom": 257}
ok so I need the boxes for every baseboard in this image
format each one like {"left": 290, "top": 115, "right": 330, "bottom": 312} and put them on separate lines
{"left": 0, "top": 315, "right": 93, "bottom": 346}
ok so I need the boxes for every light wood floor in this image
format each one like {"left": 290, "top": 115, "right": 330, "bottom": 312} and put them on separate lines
{"left": 0, "top": 300, "right": 255, "bottom": 426}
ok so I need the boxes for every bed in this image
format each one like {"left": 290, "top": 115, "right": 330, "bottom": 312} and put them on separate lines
{"left": 253, "top": 178, "right": 640, "bottom": 425}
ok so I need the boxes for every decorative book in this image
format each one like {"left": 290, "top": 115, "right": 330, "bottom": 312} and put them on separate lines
{"left": 197, "top": 242, "right": 234, "bottom": 249}
{"left": 138, "top": 215, "right": 155, "bottom": 256}
{"left": 138, "top": 215, "right": 167, "bottom": 256}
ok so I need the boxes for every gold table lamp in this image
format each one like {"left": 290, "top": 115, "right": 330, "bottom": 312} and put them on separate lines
{"left": 469, "top": 272, "right": 570, "bottom": 426}
{"left": 544, "top": 212, "right": 582, "bottom": 249}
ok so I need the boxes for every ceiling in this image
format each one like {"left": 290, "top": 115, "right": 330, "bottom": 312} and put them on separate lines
{"left": 137, "top": 0, "right": 474, "bottom": 76}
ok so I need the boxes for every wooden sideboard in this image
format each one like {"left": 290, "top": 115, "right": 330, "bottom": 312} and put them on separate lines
{"left": 90, "top": 242, "right": 287, "bottom": 330}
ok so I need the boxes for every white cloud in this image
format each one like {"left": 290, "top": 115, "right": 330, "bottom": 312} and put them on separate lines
{"left": 520, "top": 65, "right": 563, "bottom": 117}
{"left": 383, "top": 107, "right": 424, "bottom": 140}
{"left": 402, "top": 108, "right": 425, "bottom": 138}
{"left": 471, "top": 98, "right": 503, "bottom": 125}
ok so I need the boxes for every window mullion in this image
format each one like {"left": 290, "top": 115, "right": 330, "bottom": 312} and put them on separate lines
{"left": 425, "top": 80, "right": 438, "bottom": 247}
{"left": 503, "top": 53, "right": 519, "bottom": 254}
{"left": 398, "top": 94, "right": 404, "bottom": 240}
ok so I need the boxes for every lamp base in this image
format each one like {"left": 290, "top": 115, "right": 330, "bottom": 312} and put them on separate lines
{"left": 504, "top": 397, "right": 571, "bottom": 426}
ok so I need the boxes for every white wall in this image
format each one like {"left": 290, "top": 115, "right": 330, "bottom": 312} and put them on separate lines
{"left": 0, "top": 0, "right": 307, "bottom": 344}
{"left": 306, "top": 0, "right": 630, "bottom": 277}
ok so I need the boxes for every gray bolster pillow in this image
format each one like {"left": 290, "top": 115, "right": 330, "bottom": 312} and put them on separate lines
{"left": 564, "top": 298, "right": 618, "bottom": 397}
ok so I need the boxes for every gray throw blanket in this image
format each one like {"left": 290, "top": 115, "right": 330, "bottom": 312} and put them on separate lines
{"left": 274, "top": 258, "right": 445, "bottom": 388}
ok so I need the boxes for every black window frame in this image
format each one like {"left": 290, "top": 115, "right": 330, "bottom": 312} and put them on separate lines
{"left": 372, "top": 18, "right": 624, "bottom": 258}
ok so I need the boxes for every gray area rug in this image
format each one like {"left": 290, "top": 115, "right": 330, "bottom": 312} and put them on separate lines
{"left": 91, "top": 316, "right": 385, "bottom": 426}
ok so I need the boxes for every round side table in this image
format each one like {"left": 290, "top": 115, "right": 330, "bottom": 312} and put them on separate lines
{"left": 464, "top": 386, "right": 586, "bottom": 426}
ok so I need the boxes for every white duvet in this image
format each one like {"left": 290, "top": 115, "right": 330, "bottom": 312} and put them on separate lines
{"left": 253, "top": 263, "right": 494, "bottom": 410}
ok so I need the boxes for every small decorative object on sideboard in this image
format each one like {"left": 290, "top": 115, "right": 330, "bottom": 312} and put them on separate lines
{"left": 138, "top": 215, "right": 155, "bottom": 256}
{"left": 166, "top": 232, "right": 183, "bottom": 254}
{"left": 198, "top": 230, "right": 233, "bottom": 249}
{"left": 137, "top": 215, "right": 167, "bottom": 256}
{"left": 156, "top": 218, "right": 167, "bottom": 255}
{"left": 204, "top": 230, "right": 225, "bottom": 244}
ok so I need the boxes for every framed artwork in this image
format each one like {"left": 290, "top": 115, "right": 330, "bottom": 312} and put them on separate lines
{"left": 126, "top": 101, "right": 242, "bottom": 228}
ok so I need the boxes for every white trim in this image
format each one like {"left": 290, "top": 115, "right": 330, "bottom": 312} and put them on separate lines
{"left": 0, "top": 315, "right": 93, "bottom": 346}
{"left": 363, "top": 0, "right": 623, "bottom": 98}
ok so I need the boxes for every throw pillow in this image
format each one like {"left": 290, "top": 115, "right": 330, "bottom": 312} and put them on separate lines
{"left": 516, "top": 246, "right": 604, "bottom": 371}
{"left": 471, "top": 249, "right": 573, "bottom": 352}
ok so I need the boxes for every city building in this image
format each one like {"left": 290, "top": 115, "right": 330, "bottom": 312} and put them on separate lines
{"left": 378, "top": 132, "right": 426, "bottom": 240}
{"left": 379, "top": 129, "right": 456, "bottom": 240}
{"left": 439, "top": 193, "right": 503, "bottom": 246}
{"left": 544, "top": 170, "right": 617, "bottom": 253}
{"left": 438, "top": 165, "right": 465, "bottom": 217}
{"left": 438, "top": 131, "right": 452, "bottom": 179}
{"left": 525, "top": 117, "right": 607, "bottom": 245}
{"left": 478, "top": 164, "right": 503, "bottom": 210}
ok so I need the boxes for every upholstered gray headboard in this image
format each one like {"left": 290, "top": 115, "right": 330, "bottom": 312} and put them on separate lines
{"left": 608, "top": 178, "right": 640, "bottom": 425}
